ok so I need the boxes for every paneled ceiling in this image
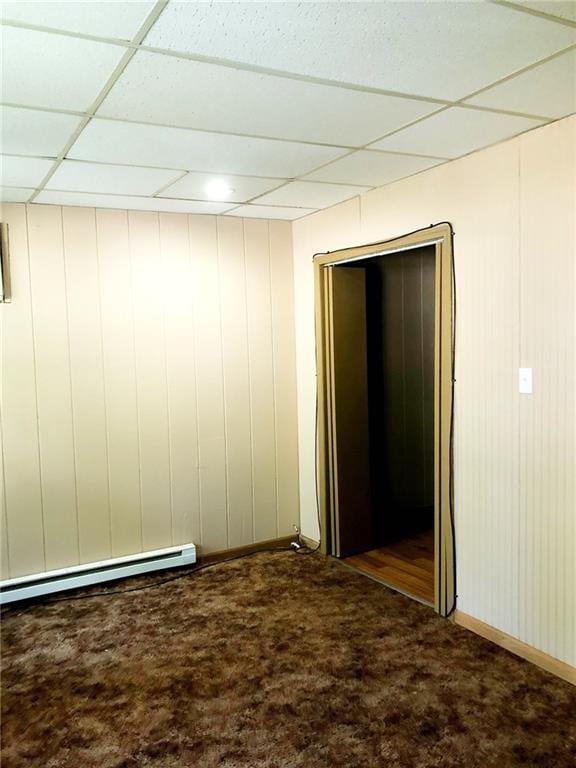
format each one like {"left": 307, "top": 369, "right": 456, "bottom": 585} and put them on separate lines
{"left": 1, "top": 0, "right": 575, "bottom": 219}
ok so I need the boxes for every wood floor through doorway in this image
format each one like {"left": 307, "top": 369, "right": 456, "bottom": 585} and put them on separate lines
{"left": 345, "top": 530, "right": 435, "bottom": 603}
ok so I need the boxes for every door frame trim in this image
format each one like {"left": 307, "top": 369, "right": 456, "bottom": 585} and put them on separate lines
{"left": 313, "top": 223, "right": 455, "bottom": 616}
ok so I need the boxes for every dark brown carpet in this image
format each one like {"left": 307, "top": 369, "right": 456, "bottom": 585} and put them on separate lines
{"left": 1, "top": 552, "right": 575, "bottom": 768}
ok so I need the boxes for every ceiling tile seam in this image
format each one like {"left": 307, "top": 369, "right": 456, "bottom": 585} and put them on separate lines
{"left": 490, "top": 0, "right": 576, "bottom": 29}
{"left": 91, "top": 114, "right": 360, "bottom": 150}
{"left": 144, "top": 41, "right": 576, "bottom": 112}
{"left": 3, "top": 149, "right": 391, "bottom": 189}
{"left": 362, "top": 148, "right": 452, "bottom": 161}
{"left": 0, "top": 18, "right": 138, "bottom": 46}
{"left": 32, "top": 186, "right": 321, "bottom": 209}
{"left": 351, "top": 106, "right": 452, "bottom": 154}
{"left": 137, "top": 44, "right": 453, "bottom": 106}
{"left": 289, "top": 148, "right": 359, "bottom": 186}
{"left": 348, "top": 42, "right": 576, "bottom": 151}
{"left": 275, "top": 191, "right": 366, "bottom": 221}
{"left": 0, "top": 102, "right": 86, "bottom": 117}
{"left": 456, "top": 104, "right": 553, "bottom": 122}
{"left": 3, "top": 97, "right": 556, "bottom": 156}
{"left": 21, "top": 103, "right": 566, "bottom": 209}
{"left": 344, "top": 99, "right": 552, "bottom": 159}
{"left": 3, "top": 13, "right": 574, "bottom": 107}
{"left": 0, "top": 150, "right": 294, "bottom": 181}
{"left": 0, "top": 100, "right": 359, "bottom": 151}
{"left": 150, "top": 170, "right": 189, "bottom": 197}
{"left": 14, "top": 116, "right": 563, "bottom": 211}
{"left": 239, "top": 179, "right": 300, "bottom": 206}
{"left": 0, "top": 148, "right": 449, "bottom": 175}
{"left": 451, "top": 42, "right": 576, "bottom": 104}
{"left": 243, "top": 179, "right": 373, "bottom": 207}
{"left": 28, "top": 0, "right": 170, "bottom": 203}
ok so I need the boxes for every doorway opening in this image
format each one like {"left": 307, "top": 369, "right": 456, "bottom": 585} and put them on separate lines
{"left": 314, "top": 224, "right": 455, "bottom": 616}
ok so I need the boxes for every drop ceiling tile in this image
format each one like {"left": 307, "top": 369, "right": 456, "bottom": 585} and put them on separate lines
{"left": 158, "top": 171, "right": 284, "bottom": 203}
{"left": 46, "top": 160, "right": 183, "bottom": 196}
{"left": 69, "top": 119, "right": 348, "bottom": 178}
{"left": 1, "top": 26, "right": 126, "bottom": 111}
{"left": 98, "top": 50, "right": 440, "bottom": 146}
{"left": 255, "top": 181, "right": 369, "bottom": 208}
{"left": 226, "top": 205, "right": 315, "bottom": 221}
{"left": 144, "top": 2, "right": 576, "bottom": 100}
{"left": 1, "top": 155, "right": 54, "bottom": 187}
{"left": 1, "top": 1, "right": 156, "bottom": 39}
{"left": 0, "top": 106, "right": 82, "bottom": 157}
{"left": 369, "top": 108, "right": 545, "bottom": 159}
{"left": 0, "top": 187, "right": 34, "bottom": 203}
{"left": 34, "top": 190, "right": 232, "bottom": 215}
{"left": 516, "top": 1, "right": 576, "bottom": 21}
{"left": 304, "top": 151, "right": 443, "bottom": 188}
{"left": 466, "top": 49, "right": 576, "bottom": 119}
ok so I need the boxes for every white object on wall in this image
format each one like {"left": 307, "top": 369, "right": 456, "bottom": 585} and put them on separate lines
{"left": 519, "top": 367, "right": 533, "bottom": 394}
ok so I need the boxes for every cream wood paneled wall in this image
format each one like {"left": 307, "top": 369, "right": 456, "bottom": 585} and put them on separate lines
{"left": 292, "top": 115, "right": 575, "bottom": 666}
{"left": 0, "top": 205, "right": 299, "bottom": 578}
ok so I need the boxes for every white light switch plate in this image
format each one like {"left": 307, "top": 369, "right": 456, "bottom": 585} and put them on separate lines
{"left": 519, "top": 367, "right": 533, "bottom": 394}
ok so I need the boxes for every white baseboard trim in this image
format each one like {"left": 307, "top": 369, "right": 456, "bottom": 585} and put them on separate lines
{"left": 0, "top": 543, "right": 196, "bottom": 604}
{"left": 453, "top": 610, "right": 575, "bottom": 686}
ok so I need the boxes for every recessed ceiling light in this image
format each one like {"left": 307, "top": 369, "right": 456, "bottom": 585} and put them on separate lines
{"left": 205, "top": 179, "right": 234, "bottom": 200}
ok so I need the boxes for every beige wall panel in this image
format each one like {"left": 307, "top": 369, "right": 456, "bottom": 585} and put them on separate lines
{"left": 360, "top": 146, "right": 521, "bottom": 636}
{"left": 128, "top": 211, "right": 172, "bottom": 551}
{"left": 188, "top": 215, "right": 228, "bottom": 552}
{"left": 518, "top": 119, "right": 576, "bottom": 665}
{"left": 96, "top": 209, "right": 142, "bottom": 557}
{"left": 269, "top": 221, "right": 300, "bottom": 536}
{"left": 159, "top": 213, "right": 200, "bottom": 546}
{"left": 0, "top": 204, "right": 44, "bottom": 577}
{"left": 293, "top": 117, "right": 574, "bottom": 663}
{"left": 4, "top": 203, "right": 301, "bottom": 573}
{"left": 27, "top": 205, "right": 79, "bottom": 570}
{"left": 0, "top": 420, "right": 9, "bottom": 578}
{"left": 244, "top": 219, "right": 277, "bottom": 541}
{"left": 62, "top": 206, "right": 111, "bottom": 564}
{"left": 217, "top": 216, "right": 254, "bottom": 547}
{"left": 440, "top": 147, "right": 520, "bottom": 638}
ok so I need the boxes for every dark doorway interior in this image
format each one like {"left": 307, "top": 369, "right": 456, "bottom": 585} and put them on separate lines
{"left": 336, "top": 245, "right": 436, "bottom": 602}
{"left": 365, "top": 246, "right": 435, "bottom": 547}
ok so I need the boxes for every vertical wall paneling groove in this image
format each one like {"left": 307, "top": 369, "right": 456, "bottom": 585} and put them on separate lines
{"left": 160, "top": 213, "right": 200, "bottom": 546}
{"left": 217, "top": 216, "right": 254, "bottom": 547}
{"left": 27, "top": 205, "right": 79, "bottom": 570}
{"left": 0, "top": 204, "right": 45, "bottom": 576}
{"left": 129, "top": 211, "right": 172, "bottom": 551}
{"left": 269, "top": 221, "right": 300, "bottom": 536}
{"left": 3, "top": 204, "right": 300, "bottom": 574}
{"left": 97, "top": 209, "right": 142, "bottom": 557}
{"left": 245, "top": 219, "right": 277, "bottom": 541}
{"left": 189, "top": 215, "right": 228, "bottom": 552}
{"left": 293, "top": 116, "right": 574, "bottom": 665}
{"left": 62, "top": 206, "right": 111, "bottom": 563}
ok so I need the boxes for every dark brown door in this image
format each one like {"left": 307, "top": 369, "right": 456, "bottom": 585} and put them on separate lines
{"left": 328, "top": 266, "right": 372, "bottom": 557}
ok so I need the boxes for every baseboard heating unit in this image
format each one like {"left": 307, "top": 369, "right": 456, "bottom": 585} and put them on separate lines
{"left": 0, "top": 543, "right": 196, "bottom": 605}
